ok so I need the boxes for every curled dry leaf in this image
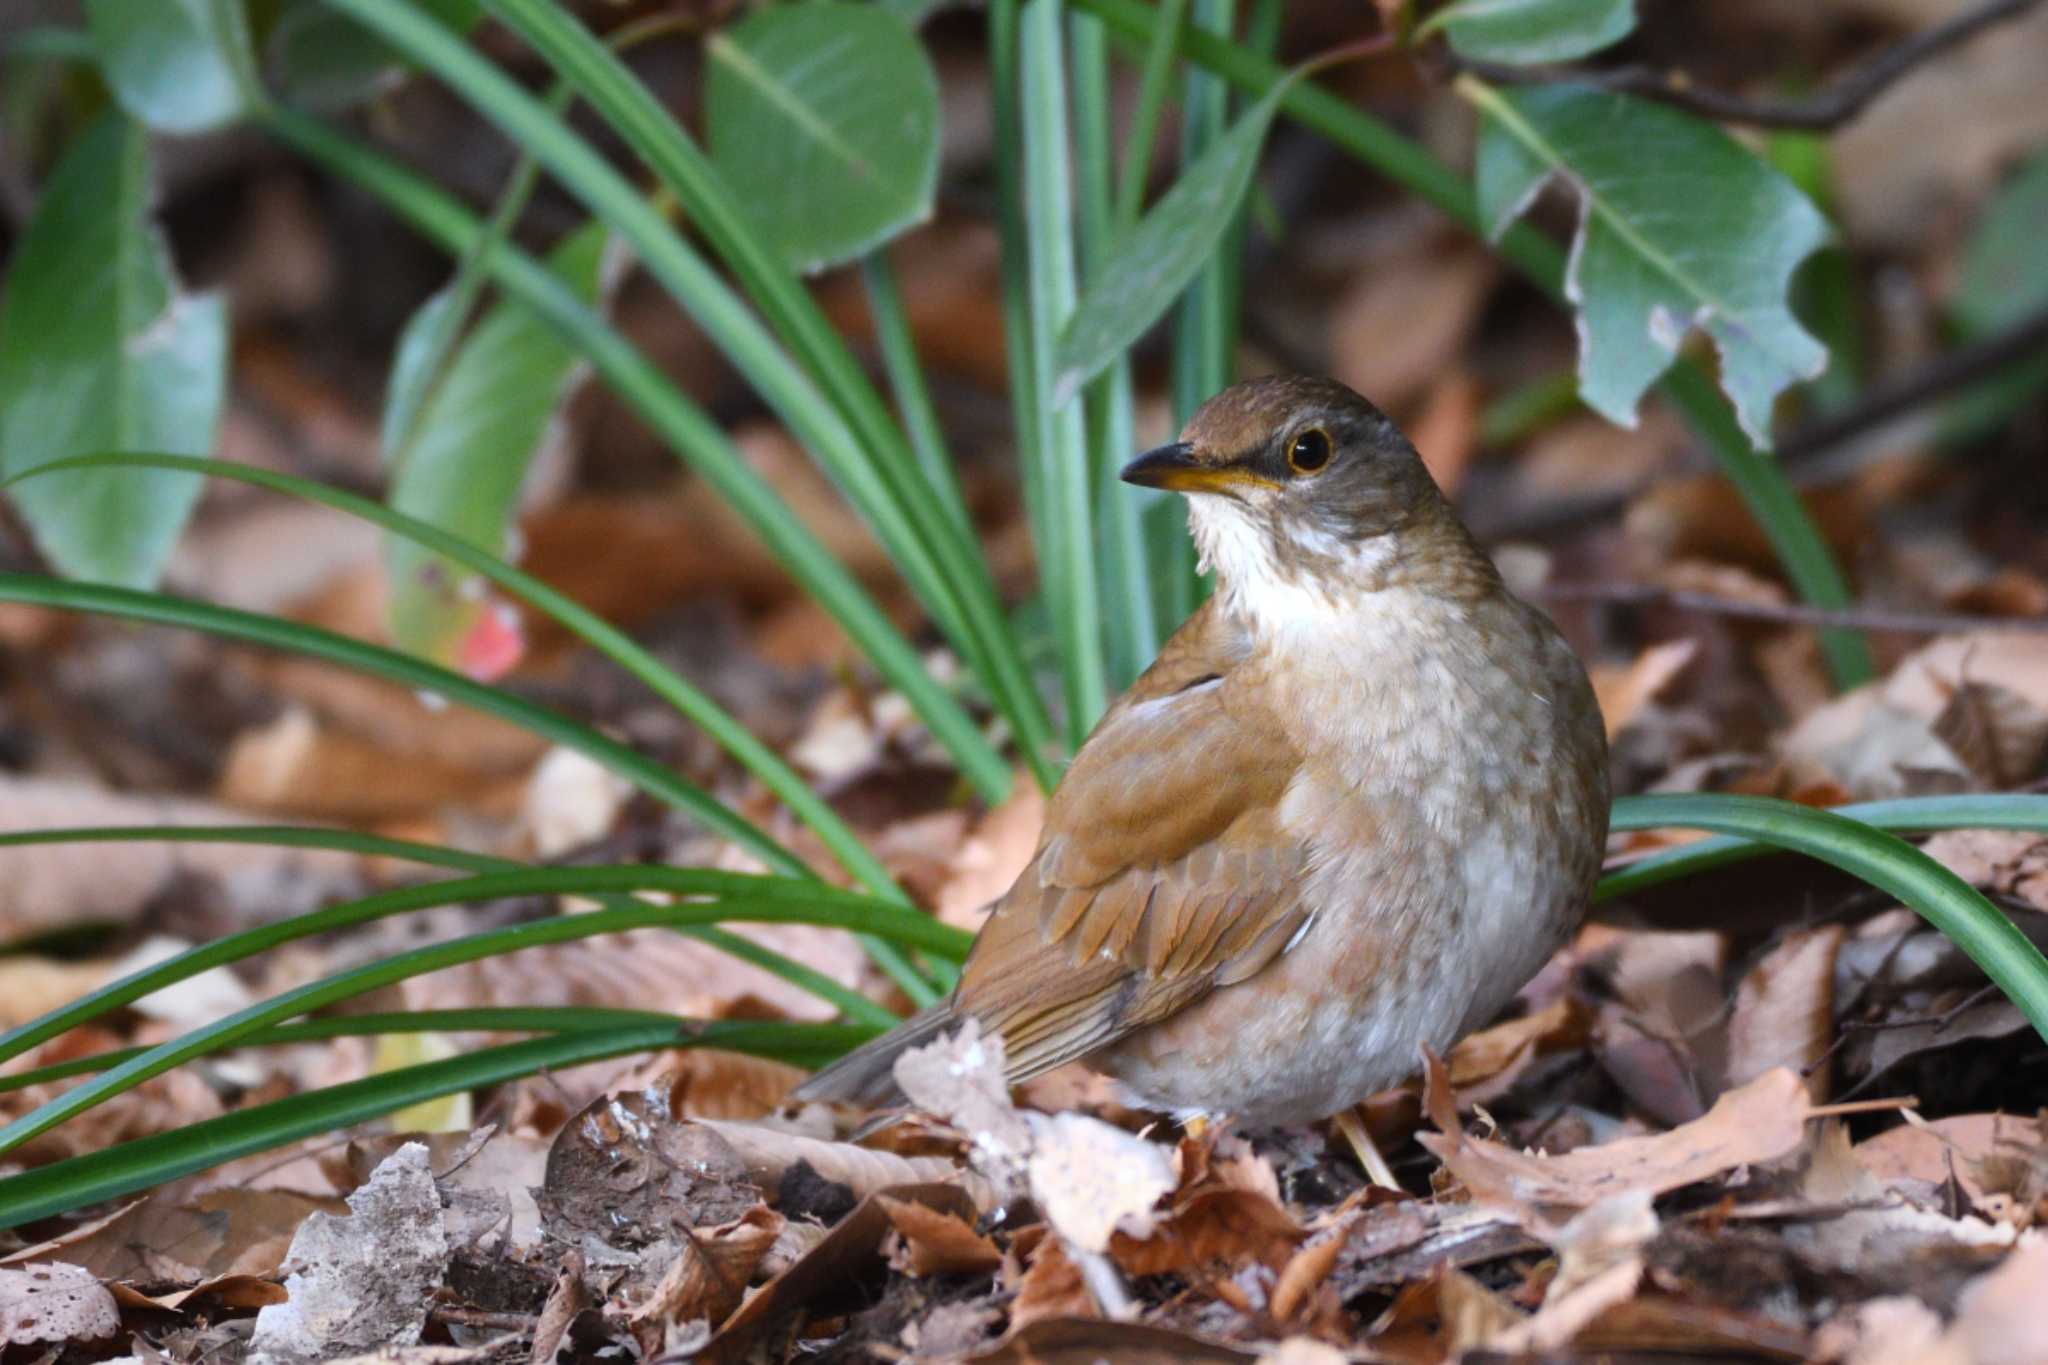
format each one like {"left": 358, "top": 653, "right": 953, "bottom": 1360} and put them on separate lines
{"left": 1420, "top": 1056, "right": 1815, "bottom": 1221}
{"left": 1487, "top": 1192, "right": 1656, "bottom": 1353}
{"left": 0, "top": 1262, "right": 118, "bottom": 1345}
{"left": 625, "top": 1204, "right": 783, "bottom": 1333}
{"left": 1919, "top": 829, "right": 2048, "bottom": 914}
{"left": 936, "top": 774, "right": 1047, "bottom": 931}
{"left": 893, "top": 1020, "right": 1033, "bottom": 1180}
{"left": 877, "top": 1192, "right": 1002, "bottom": 1276}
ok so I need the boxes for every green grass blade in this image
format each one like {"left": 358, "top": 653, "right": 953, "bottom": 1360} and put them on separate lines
{"left": 1602, "top": 793, "right": 2048, "bottom": 901}
{"left": 1608, "top": 792, "right": 2048, "bottom": 1042}
{"left": 1069, "top": 0, "right": 1873, "bottom": 691}
{"left": 0, "top": 825, "right": 898, "bottom": 1027}
{"left": 434, "top": 0, "right": 1059, "bottom": 778}
{"left": 12, "top": 452, "right": 900, "bottom": 903}
{"left": 1071, "top": 7, "right": 1159, "bottom": 689}
{"left": 1021, "top": 0, "right": 1108, "bottom": 745}
{"left": 258, "top": 106, "right": 1013, "bottom": 800}
{"left": 0, "top": 1007, "right": 716, "bottom": 1094}
{"left": 860, "top": 251, "right": 974, "bottom": 542}
{"left": 0, "top": 867, "right": 968, "bottom": 1154}
{"left": 0, "top": 571, "right": 802, "bottom": 873}
{"left": 0, "top": 1020, "right": 865, "bottom": 1229}
{"left": 1112, "top": 0, "right": 1190, "bottom": 230}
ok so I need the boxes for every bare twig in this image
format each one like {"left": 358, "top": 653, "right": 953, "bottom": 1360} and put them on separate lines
{"left": 1438, "top": 0, "right": 2043, "bottom": 130}
{"left": 1780, "top": 304, "right": 2048, "bottom": 472}
{"left": 1538, "top": 582, "right": 2048, "bottom": 635}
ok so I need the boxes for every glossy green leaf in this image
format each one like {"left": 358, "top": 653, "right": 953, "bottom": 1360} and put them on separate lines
{"left": 1051, "top": 77, "right": 1288, "bottom": 406}
{"left": 0, "top": 1020, "right": 863, "bottom": 1229}
{"left": 0, "top": 115, "right": 222, "bottom": 588}
{"left": 706, "top": 3, "right": 939, "bottom": 273}
{"left": 383, "top": 222, "right": 606, "bottom": 668}
{"left": 1609, "top": 793, "right": 2048, "bottom": 1043}
{"left": 1465, "top": 79, "right": 1831, "bottom": 448}
{"left": 85, "top": 0, "right": 253, "bottom": 133}
{"left": 1422, "top": 0, "right": 1634, "bottom": 65}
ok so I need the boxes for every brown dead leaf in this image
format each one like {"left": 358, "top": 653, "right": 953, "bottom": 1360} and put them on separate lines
{"left": 1920, "top": 829, "right": 2048, "bottom": 913}
{"left": 3, "top": 1187, "right": 337, "bottom": 1283}
{"left": 696, "top": 1117, "right": 993, "bottom": 1212}
{"left": 1437, "top": 1263, "right": 1527, "bottom": 1352}
{"left": 1589, "top": 639, "right": 1699, "bottom": 739}
{"left": 1268, "top": 1226, "right": 1347, "bottom": 1323}
{"left": 1008, "top": 1232, "right": 1097, "bottom": 1331}
{"left": 1329, "top": 237, "right": 1495, "bottom": 415}
{"left": 877, "top": 1193, "right": 1001, "bottom": 1276}
{"left": 219, "top": 707, "right": 521, "bottom": 821}
{"left": 1409, "top": 370, "right": 1481, "bottom": 495}
{"left": 970, "top": 1316, "right": 1258, "bottom": 1362}
{"left": 1421, "top": 1057, "right": 1814, "bottom": 1220}
{"left": 1448, "top": 994, "right": 1591, "bottom": 1100}
{"left": 1028, "top": 1110, "right": 1179, "bottom": 1256}
{"left": 1726, "top": 925, "right": 1845, "bottom": 1101}
{"left": 937, "top": 774, "right": 1046, "bottom": 931}
{"left": 626, "top": 1204, "right": 782, "bottom": 1331}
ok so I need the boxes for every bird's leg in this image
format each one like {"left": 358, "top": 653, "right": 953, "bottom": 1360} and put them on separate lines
{"left": 1333, "top": 1106, "right": 1400, "bottom": 1190}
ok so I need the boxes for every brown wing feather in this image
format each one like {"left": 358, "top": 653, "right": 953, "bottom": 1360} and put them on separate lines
{"left": 954, "top": 602, "right": 1311, "bottom": 1085}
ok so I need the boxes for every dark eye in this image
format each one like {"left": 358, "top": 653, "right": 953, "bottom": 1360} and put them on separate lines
{"left": 1287, "top": 427, "right": 1332, "bottom": 474}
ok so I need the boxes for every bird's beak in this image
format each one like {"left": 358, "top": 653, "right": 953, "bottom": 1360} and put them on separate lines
{"left": 1119, "top": 441, "right": 1264, "bottom": 495}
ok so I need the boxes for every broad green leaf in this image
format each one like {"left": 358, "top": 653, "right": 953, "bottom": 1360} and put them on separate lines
{"left": 85, "top": 0, "right": 254, "bottom": 133}
{"left": 383, "top": 222, "right": 606, "bottom": 671}
{"left": 0, "top": 115, "right": 222, "bottom": 588}
{"left": 265, "top": 0, "right": 485, "bottom": 113}
{"left": 1051, "top": 77, "right": 1290, "bottom": 407}
{"left": 705, "top": 3, "right": 939, "bottom": 273}
{"left": 1465, "top": 80, "right": 1831, "bottom": 448}
{"left": 1945, "top": 145, "right": 2048, "bottom": 439}
{"left": 1422, "top": 0, "right": 1634, "bottom": 65}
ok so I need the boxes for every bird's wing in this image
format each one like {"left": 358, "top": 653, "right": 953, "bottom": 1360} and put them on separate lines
{"left": 954, "top": 609, "right": 1312, "bottom": 1083}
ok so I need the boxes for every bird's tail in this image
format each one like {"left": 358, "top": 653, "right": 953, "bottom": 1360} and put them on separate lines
{"left": 790, "top": 1000, "right": 959, "bottom": 1108}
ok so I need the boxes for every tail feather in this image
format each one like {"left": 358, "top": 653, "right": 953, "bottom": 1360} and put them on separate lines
{"left": 791, "top": 1002, "right": 959, "bottom": 1108}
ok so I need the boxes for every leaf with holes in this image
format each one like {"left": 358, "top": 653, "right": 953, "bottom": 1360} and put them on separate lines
{"left": 0, "top": 114, "right": 224, "bottom": 587}
{"left": 382, "top": 221, "right": 607, "bottom": 675}
{"left": 705, "top": 3, "right": 939, "bottom": 273}
{"left": 1421, "top": 0, "right": 1635, "bottom": 64}
{"left": 1466, "top": 80, "right": 1831, "bottom": 447}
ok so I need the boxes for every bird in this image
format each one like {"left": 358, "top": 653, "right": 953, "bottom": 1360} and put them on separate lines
{"left": 794, "top": 375, "right": 1609, "bottom": 1160}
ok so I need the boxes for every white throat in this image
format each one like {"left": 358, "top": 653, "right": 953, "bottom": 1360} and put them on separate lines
{"left": 1186, "top": 496, "right": 1397, "bottom": 638}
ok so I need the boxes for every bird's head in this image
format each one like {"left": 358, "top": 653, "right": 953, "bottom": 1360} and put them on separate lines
{"left": 1120, "top": 375, "right": 1486, "bottom": 618}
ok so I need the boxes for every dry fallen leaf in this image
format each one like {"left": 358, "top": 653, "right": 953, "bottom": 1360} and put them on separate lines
{"left": 1725, "top": 925, "right": 1845, "bottom": 1100}
{"left": 248, "top": 1143, "right": 448, "bottom": 1364}
{"left": 626, "top": 1204, "right": 783, "bottom": 1333}
{"left": 0, "top": 1263, "right": 118, "bottom": 1346}
{"left": 1026, "top": 1111, "right": 1178, "bottom": 1256}
{"left": 1420, "top": 1058, "right": 1814, "bottom": 1220}
{"left": 878, "top": 1193, "right": 1002, "bottom": 1276}
{"left": 1589, "top": 639, "right": 1699, "bottom": 739}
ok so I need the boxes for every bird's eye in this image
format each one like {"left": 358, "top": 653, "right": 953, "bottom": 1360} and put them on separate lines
{"left": 1287, "top": 427, "right": 1332, "bottom": 474}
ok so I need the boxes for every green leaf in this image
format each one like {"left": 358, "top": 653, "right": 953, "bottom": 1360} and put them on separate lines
{"left": 383, "top": 222, "right": 606, "bottom": 668}
{"left": 1052, "top": 77, "right": 1288, "bottom": 406}
{"left": 1464, "top": 80, "right": 1831, "bottom": 448}
{"left": 0, "top": 115, "right": 222, "bottom": 588}
{"left": 1422, "top": 0, "right": 1635, "bottom": 65}
{"left": 705, "top": 3, "right": 940, "bottom": 273}
{"left": 85, "top": 0, "right": 254, "bottom": 133}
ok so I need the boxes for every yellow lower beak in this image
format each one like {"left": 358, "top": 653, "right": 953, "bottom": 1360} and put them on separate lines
{"left": 1118, "top": 442, "right": 1271, "bottom": 494}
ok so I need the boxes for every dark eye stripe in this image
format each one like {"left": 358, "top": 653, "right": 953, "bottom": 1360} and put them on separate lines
{"left": 1288, "top": 428, "right": 1332, "bottom": 473}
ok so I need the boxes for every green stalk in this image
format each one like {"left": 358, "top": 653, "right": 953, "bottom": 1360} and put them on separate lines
{"left": 1021, "top": 0, "right": 1108, "bottom": 745}
{"left": 0, "top": 1020, "right": 868, "bottom": 1229}
{"left": 1112, "top": 0, "right": 1190, "bottom": 230}
{"left": 1071, "top": 6, "right": 1160, "bottom": 689}
{"left": 0, "top": 865, "right": 968, "bottom": 1153}
{"left": 1069, "top": 0, "right": 1875, "bottom": 690}
{"left": 259, "top": 107, "right": 1013, "bottom": 801}
{"left": 465, "top": 0, "right": 1059, "bottom": 777}
{"left": 0, "top": 823, "right": 895, "bottom": 1026}
{"left": 861, "top": 251, "right": 975, "bottom": 541}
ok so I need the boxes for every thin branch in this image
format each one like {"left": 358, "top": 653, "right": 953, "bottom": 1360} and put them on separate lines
{"left": 1439, "top": 0, "right": 2042, "bottom": 130}
{"left": 1780, "top": 302, "right": 2048, "bottom": 470}
{"left": 1539, "top": 582, "right": 2048, "bottom": 635}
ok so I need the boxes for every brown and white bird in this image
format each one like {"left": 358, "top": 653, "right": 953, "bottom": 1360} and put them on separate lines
{"left": 797, "top": 375, "right": 1609, "bottom": 1136}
